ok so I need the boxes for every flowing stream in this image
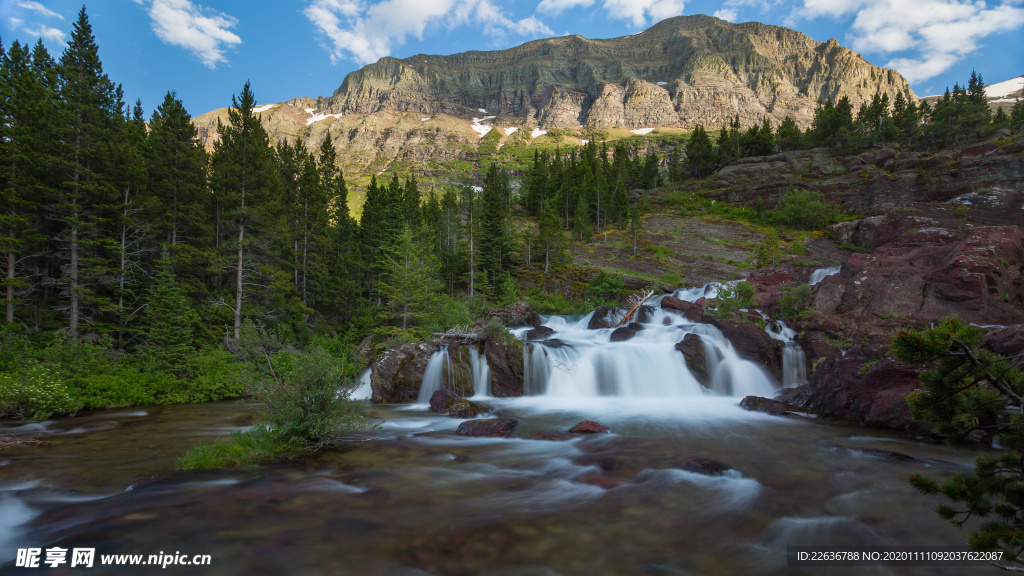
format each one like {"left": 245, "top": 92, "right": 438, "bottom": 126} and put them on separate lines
{"left": 0, "top": 296, "right": 984, "bottom": 575}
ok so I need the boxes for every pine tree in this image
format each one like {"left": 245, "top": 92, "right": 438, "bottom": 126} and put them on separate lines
{"left": 0, "top": 40, "right": 49, "bottom": 324}
{"left": 211, "top": 81, "right": 280, "bottom": 339}
{"left": 776, "top": 116, "right": 803, "bottom": 151}
{"left": 52, "top": 7, "right": 119, "bottom": 337}
{"left": 755, "top": 228, "right": 781, "bottom": 268}
{"left": 684, "top": 125, "right": 716, "bottom": 178}
{"left": 310, "top": 133, "right": 357, "bottom": 322}
{"left": 537, "top": 200, "right": 566, "bottom": 275}
{"left": 378, "top": 225, "right": 438, "bottom": 330}
{"left": 478, "top": 163, "right": 513, "bottom": 291}
{"left": 143, "top": 251, "right": 198, "bottom": 371}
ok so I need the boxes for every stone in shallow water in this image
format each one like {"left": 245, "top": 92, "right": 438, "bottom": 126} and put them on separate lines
{"left": 682, "top": 457, "right": 730, "bottom": 476}
{"left": 429, "top": 390, "right": 488, "bottom": 418}
{"left": 739, "top": 395, "right": 798, "bottom": 416}
{"left": 569, "top": 420, "right": 610, "bottom": 433}
{"left": 456, "top": 418, "right": 518, "bottom": 438}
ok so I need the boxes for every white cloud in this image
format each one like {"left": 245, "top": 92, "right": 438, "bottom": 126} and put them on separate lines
{"left": 601, "top": 0, "right": 685, "bottom": 28}
{"left": 24, "top": 25, "right": 65, "bottom": 45}
{"left": 140, "top": 0, "right": 242, "bottom": 69}
{"left": 713, "top": 8, "right": 738, "bottom": 21}
{"left": 9, "top": 18, "right": 25, "bottom": 28}
{"left": 537, "top": 0, "right": 595, "bottom": 15}
{"left": 794, "top": 0, "right": 1024, "bottom": 83}
{"left": 306, "top": 0, "right": 554, "bottom": 65}
{"left": 16, "top": 1, "right": 63, "bottom": 20}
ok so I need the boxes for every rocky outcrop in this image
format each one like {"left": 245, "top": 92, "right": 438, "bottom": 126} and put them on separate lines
{"left": 485, "top": 302, "right": 542, "bottom": 328}
{"left": 524, "top": 326, "right": 555, "bottom": 340}
{"left": 484, "top": 338, "right": 525, "bottom": 397}
{"left": 675, "top": 334, "right": 709, "bottom": 386}
{"left": 661, "top": 296, "right": 702, "bottom": 322}
{"left": 694, "top": 137, "right": 1024, "bottom": 215}
{"left": 369, "top": 342, "right": 445, "bottom": 403}
{"left": 588, "top": 306, "right": 623, "bottom": 329}
{"left": 777, "top": 352, "right": 927, "bottom": 433}
{"left": 708, "top": 319, "right": 783, "bottom": 382}
{"left": 984, "top": 325, "right": 1024, "bottom": 370}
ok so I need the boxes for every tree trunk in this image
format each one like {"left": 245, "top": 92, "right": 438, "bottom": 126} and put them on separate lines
{"left": 234, "top": 222, "right": 244, "bottom": 340}
{"left": 70, "top": 223, "right": 79, "bottom": 338}
{"left": 5, "top": 229, "right": 14, "bottom": 324}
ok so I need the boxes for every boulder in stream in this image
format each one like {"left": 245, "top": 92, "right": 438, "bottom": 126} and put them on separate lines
{"left": 524, "top": 326, "right": 556, "bottom": 340}
{"left": 739, "top": 395, "right": 799, "bottom": 416}
{"left": 609, "top": 322, "right": 644, "bottom": 342}
{"left": 456, "top": 418, "right": 519, "bottom": 438}
{"left": 682, "top": 457, "right": 731, "bottom": 476}
{"left": 675, "top": 334, "right": 709, "bottom": 386}
{"left": 661, "top": 296, "right": 703, "bottom": 323}
{"left": 429, "top": 390, "right": 488, "bottom": 418}
{"left": 569, "top": 420, "right": 610, "bottom": 433}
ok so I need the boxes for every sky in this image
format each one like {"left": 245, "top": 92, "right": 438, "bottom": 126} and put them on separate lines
{"left": 0, "top": 0, "right": 1021, "bottom": 118}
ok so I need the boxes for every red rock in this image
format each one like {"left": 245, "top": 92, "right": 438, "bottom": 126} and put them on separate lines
{"left": 984, "top": 325, "right": 1024, "bottom": 370}
{"left": 569, "top": 420, "right": 610, "bottom": 433}
{"left": 456, "top": 418, "right": 518, "bottom": 438}
{"left": 675, "top": 334, "right": 709, "bottom": 386}
{"left": 661, "top": 296, "right": 703, "bottom": 322}
{"left": 708, "top": 318, "right": 783, "bottom": 382}
{"left": 739, "top": 396, "right": 798, "bottom": 416}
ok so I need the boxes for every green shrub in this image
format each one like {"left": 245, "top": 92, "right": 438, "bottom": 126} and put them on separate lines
{"left": 0, "top": 362, "right": 81, "bottom": 419}
{"left": 780, "top": 284, "right": 814, "bottom": 318}
{"left": 424, "top": 295, "right": 474, "bottom": 335}
{"left": 711, "top": 282, "right": 756, "bottom": 319}
{"left": 589, "top": 272, "right": 626, "bottom": 305}
{"left": 769, "top": 187, "right": 846, "bottom": 230}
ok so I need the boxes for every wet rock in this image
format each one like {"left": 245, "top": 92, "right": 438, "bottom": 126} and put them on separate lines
{"left": 486, "top": 301, "right": 541, "bottom": 327}
{"left": 588, "top": 306, "right": 623, "bottom": 329}
{"left": 429, "top": 390, "right": 488, "bottom": 418}
{"left": 569, "top": 420, "right": 610, "bottom": 433}
{"left": 484, "top": 338, "right": 525, "bottom": 397}
{"left": 983, "top": 325, "right": 1024, "bottom": 369}
{"left": 524, "top": 326, "right": 556, "bottom": 340}
{"left": 708, "top": 319, "right": 783, "bottom": 382}
{"left": 739, "top": 395, "right": 799, "bottom": 416}
{"left": 777, "top": 353, "right": 928, "bottom": 433}
{"left": 682, "top": 457, "right": 730, "bottom": 476}
{"left": 456, "top": 418, "right": 519, "bottom": 438}
{"left": 369, "top": 342, "right": 443, "bottom": 403}
{"left": 636, "top": 305, "right": 656, "bottom": 323}
{"left": 661, "top": 296, "right": 702, "bottom": 322}
{"left": 609, "top": 322, "right": 644, "bottom": 342}
{"left": 675, "top": 334, "right": 709, "bottom": 386}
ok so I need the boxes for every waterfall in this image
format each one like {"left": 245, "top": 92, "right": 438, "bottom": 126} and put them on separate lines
{"left": 417, "top": 345, "right": 452, "bottom": 403}
{"left": 469, "top": 348, "right": 491, "bottom": 398}
{"left": 350, "top": 368, "right": 373, "bottom": 400}
{"left": 808, "top": 266, "right": 841, "bottom": 285}
{"left": 764, "top": 320, "right": 808, "bottom": 388}
{"left": 518, "top": 309, "right": 777, "bottom": 398}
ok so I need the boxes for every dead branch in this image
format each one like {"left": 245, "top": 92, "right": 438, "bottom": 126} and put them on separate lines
{"left": 0, "top": 436, "right": 51, "bottom": 449}
{"left": 616, "top": 290, "right": 654, "bottom": 327}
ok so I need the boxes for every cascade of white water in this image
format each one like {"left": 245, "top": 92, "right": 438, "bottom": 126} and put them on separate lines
{"left": 417, "top": 345, "right": 452, "bottom": 403}
{"left": 469, "top": 348, "right": 491, "bottom": 398}
{"left": 765, "top": 320, "right": 808, "bottom": 388}
{"left": 808, "top": 266, "right": 841, "bottom": 285}
{"left": 350, "top": 368, "right": 373, "bottom": 400}
{"left": 519, "top": 308, "right": 777, "bottom": 398}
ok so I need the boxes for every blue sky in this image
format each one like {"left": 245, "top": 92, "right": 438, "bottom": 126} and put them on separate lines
{"left": 1, "top": 1, "right": 1021, "bottom": 118}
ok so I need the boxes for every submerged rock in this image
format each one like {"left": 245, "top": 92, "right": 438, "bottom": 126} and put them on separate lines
{"left": 569, "top": 420, "right": 610, "bottom": 433}
{"left": 456, "top": 418, "right": 519, "bottom": 438}
{"left": 682, "top": 457, "right": 730, "bottom": 476}
{"left": 675, "top": 334, "right": 709, "bottom": 386}
{"left": 429, "top": 390, "right": 488, "bottom": 418}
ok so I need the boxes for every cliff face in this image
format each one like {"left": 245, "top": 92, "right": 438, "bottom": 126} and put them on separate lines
{"left": 323, "top": 15, "right": 915, "bottom": 130}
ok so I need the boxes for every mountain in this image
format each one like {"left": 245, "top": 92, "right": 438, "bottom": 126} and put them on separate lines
{"left": 193, "top": 15, "right": 916, "bottom": 204}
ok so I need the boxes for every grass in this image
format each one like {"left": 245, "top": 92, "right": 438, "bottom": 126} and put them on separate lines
{"left": 177, "top": 426, "right": 298, "bottom": 470}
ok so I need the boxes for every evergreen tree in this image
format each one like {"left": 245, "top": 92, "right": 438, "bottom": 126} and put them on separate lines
{"left": 684, "top": 125, "right": 716, "bottom": 178}
{"left": 311, "top": 133, "right": 356, "bottom": 322}
{"left": 52, "top": 7, "right": 119, "bottom": 337}
{"left": 755, "top": 228, "right": 781, "bottom": 268}
{"left": 378, "top": 225, "right": 438, "bottom": 330}
{"left": 143, "top": 251, "right": 198, "bottom": 371}
{"left": 478, "top": 164, "right": 513, "bottom": 292}
{"left": 537, "top": 200, "right": 566, "bottom": 275}
{"left": 210, "top": 81, "right": 280, "bottom": 339}
{"left": 0, "top": 40, "right": 49, "bottom": 324}
{"left": 776, "top": 116, "right": 803, "bottom": 151}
